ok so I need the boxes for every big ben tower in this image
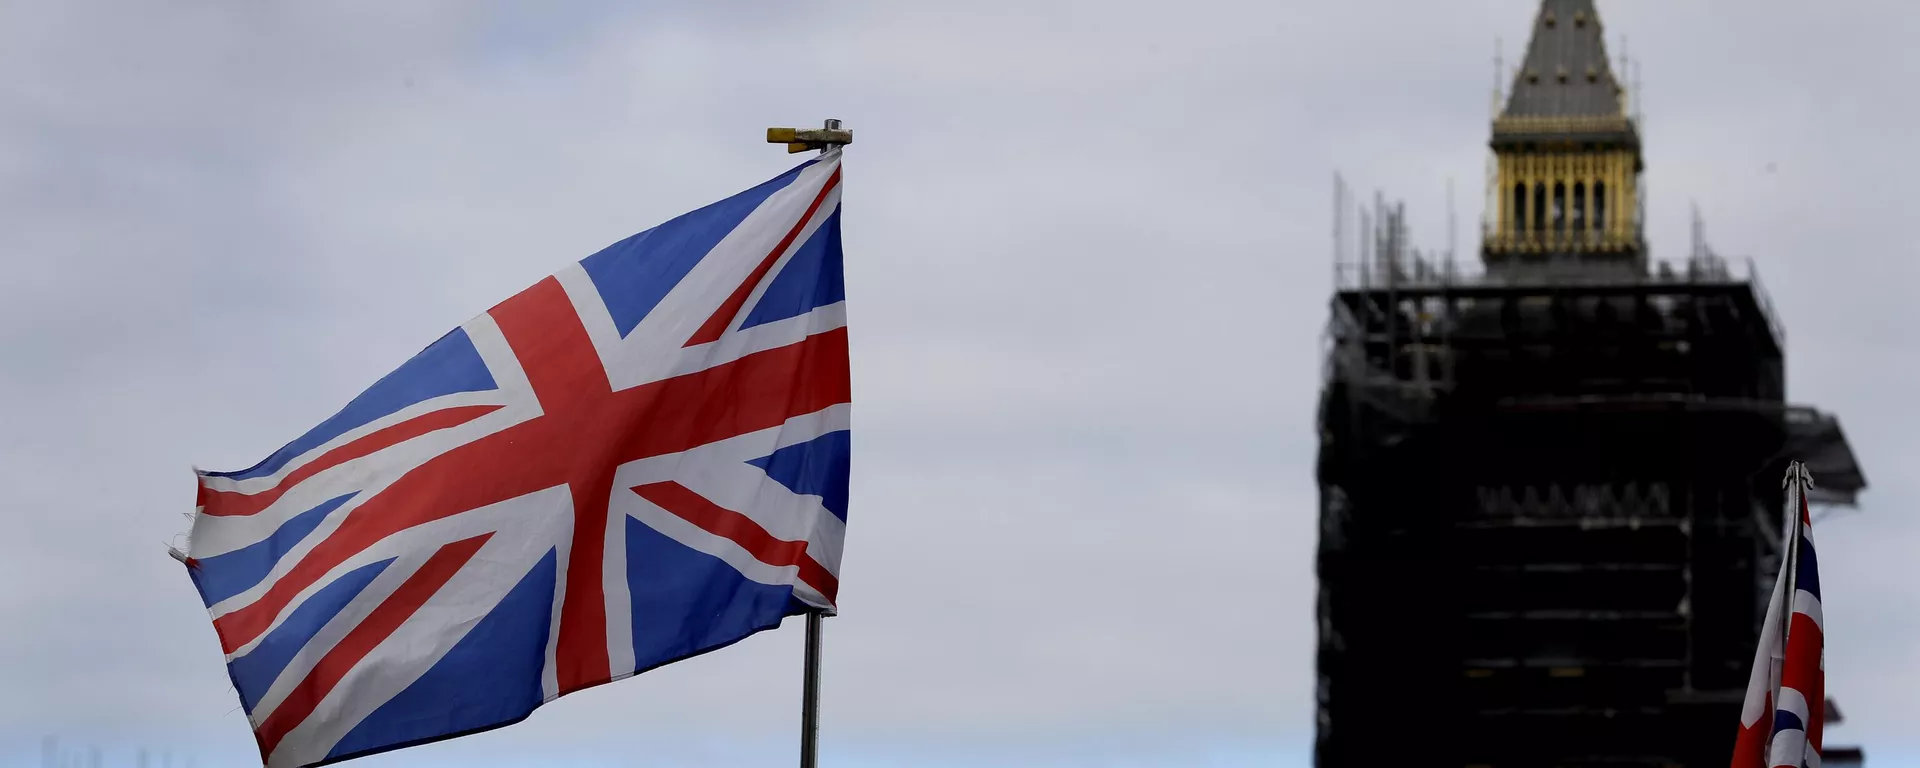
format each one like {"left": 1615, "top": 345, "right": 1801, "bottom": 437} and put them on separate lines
{"left": 1312, "top": 1, "right": 1868, "bottom": 765}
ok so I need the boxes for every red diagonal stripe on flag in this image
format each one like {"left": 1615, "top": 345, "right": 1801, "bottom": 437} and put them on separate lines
{"left": 254, "top": 533, "right": 491, "bottom": 760}
{"left": 683, "top": 166, "right": 842, "bottom": 347}
{"left": 199, "top": 405, "right": 503, "bottom": 517}
{"left": 632, "top": 481, "right": 838, "bottom": 601}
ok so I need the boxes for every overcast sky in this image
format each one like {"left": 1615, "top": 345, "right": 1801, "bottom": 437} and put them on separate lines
{"left": 3, "top": 1, "right": 1917, "bottom": 766}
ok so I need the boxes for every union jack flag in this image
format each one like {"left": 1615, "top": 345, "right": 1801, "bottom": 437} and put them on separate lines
{"left": 1730, "top": 462, "right": 1824, "bottom": 768}
{"left": 180, "top": 150, "right": 851, "bottom": 767}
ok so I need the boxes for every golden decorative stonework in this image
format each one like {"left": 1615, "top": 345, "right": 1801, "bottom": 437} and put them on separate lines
{"left": 1487, "top": 142, "right": 1641, "bottom": 255}
{"left": 1491, "top": 114, "right": 1635, "bottom": 137}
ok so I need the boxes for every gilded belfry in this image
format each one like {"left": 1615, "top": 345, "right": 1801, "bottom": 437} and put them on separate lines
{"left": 1485, "top": 0, "right": 1642, "bottom": 273}
{"left": 1313, "top": 0, "right": 1867, "bottom": 765}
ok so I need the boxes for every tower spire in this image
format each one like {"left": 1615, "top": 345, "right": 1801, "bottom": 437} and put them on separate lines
{"left": 1503, "top": 0, "right": 1624, "bottom": 119}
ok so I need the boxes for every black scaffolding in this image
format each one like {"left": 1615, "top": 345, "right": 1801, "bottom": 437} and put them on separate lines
{"left": 1312, "top": 198, "right": 1865, "bottom": 766}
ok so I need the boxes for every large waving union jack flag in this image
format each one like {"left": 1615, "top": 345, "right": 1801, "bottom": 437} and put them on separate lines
{"left": 181, "top": 151, "right": 850, "bottom": 767}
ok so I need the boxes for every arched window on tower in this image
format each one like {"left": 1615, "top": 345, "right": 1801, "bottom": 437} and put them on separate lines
{"left": 1572, "top": 182, "right": 1586, "bottom": 235}
{"left": 1552, "top": 182, "right": 1566, "bottom": 234}
{"left": 1513, "top": 183, "right": 1527, "bottom": 235}
{"left": 1594, "top": 182, "right": 1608, "bottom": 233}
{"left": 1533, "top": 183, "right": 1547, "bottom": 232}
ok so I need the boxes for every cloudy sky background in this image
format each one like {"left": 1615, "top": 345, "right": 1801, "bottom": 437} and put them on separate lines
{"left": 3, "top": 1, "right": 1916, "bottom": 765}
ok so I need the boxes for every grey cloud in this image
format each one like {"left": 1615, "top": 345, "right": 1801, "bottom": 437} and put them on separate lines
{"left": 2, "top": 1, "right": 1914, "bottom": 765}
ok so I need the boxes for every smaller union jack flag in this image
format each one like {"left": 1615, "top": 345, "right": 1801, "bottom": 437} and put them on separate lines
{"left": 178, "top": 150, "right": 850, "bottom": 767}
{"left": 1730, "top": 462, "right": 1825, "bottom": 768}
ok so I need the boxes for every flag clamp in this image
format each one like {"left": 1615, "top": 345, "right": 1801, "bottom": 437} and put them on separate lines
{"left": 768, "top": 119, "right": 852, "bottom": 154}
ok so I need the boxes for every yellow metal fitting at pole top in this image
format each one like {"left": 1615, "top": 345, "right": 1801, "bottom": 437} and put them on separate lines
{"left": 768, "top": 121, "right": 852, "bottom": 154}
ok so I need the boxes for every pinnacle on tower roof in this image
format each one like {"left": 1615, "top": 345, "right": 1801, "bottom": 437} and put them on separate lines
{"left": 1504, "top": 0, "right": 1624, "bottom": 119}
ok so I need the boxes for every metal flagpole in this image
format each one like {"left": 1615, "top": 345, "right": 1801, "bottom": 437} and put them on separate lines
{"left": 1754, "top": 462, "right": 1804, "bottom": 753}
{"left": 1774, "top": 463, "right": 1807, "bottom": 694}
{"left": 801, "top": 609, "right": 825, "bottom": 768}
{"left": 764, "top": 118, "right": 851, "bottom": 768}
